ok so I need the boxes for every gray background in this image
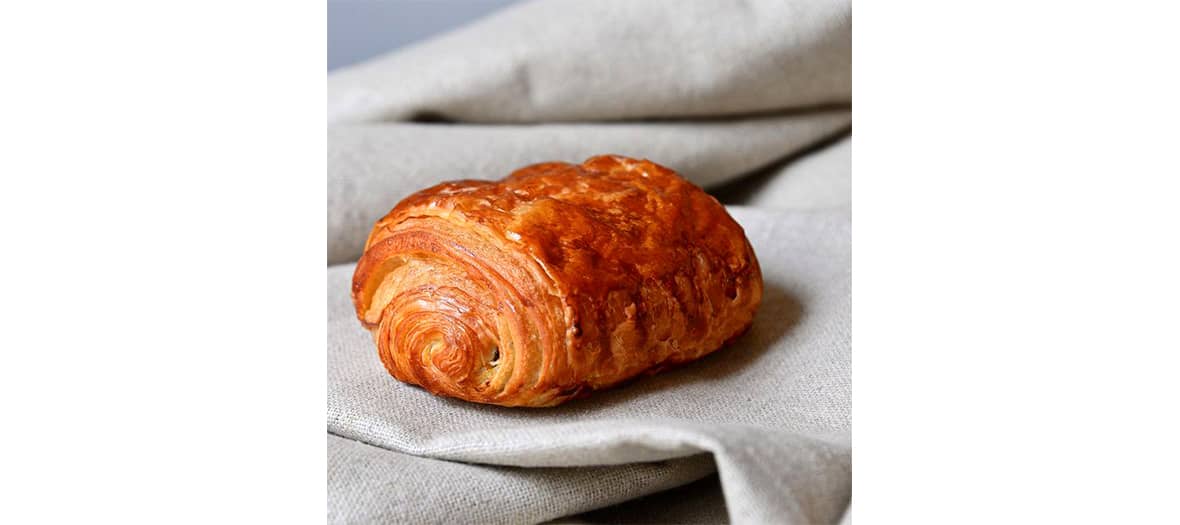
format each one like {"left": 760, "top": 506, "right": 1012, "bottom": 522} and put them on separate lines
{"left": 328, "top": 0, "right": 523, "bottom": 71}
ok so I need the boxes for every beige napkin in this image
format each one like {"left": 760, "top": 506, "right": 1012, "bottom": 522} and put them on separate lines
{"left": 327, "top": 0, "right": 851, "bottom": 522}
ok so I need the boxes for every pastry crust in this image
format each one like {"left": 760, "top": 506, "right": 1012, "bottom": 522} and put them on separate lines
{"left": 351, "top": 155, "right": 762, "bottom": 407}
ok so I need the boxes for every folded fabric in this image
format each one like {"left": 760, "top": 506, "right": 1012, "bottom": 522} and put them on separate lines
{"left": 550, "top": 474, "right": 731, "bottom": 524}
{"left": 328, "top": 0, "right": 850, "bottom": 124}
{"left": 329, "top": 434, "right": 716, "bottom": 524}
{"left": 717, "top": 136, "right": 852, "bottom": 211}
{"left": 327, "top": 113, "right": 849, "bottom": 264}
{"left": 328, "top": 206, "right": 851, "bottom": 523}
{"left": 326, "top": 0, "right": 851, "bottom": 521}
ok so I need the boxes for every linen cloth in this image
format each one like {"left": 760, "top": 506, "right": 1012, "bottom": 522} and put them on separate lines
{"left": 550, "top": 474, "right": 731, "bottom": 525}
{"left": 327, "top": 0, "right": 851, "bottom": 523}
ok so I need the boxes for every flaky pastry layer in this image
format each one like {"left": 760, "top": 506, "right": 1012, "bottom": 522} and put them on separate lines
{"left": 352, "top": 155, "right": 762, "bottom": 407}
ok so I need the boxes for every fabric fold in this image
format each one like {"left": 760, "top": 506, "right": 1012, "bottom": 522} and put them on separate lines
{"left": 328, "top": 434, "right": 717, "bottom": 524}
{"left": 327, "top": 0, "right": 852, "bottom": 520}
{"left": 328, "top": 0, "right": 850, "bottom": 124}
{"left": 327, "top": 112, "right": 850, "bottom": 264}
{"left": 550, "top": 474, "right": 730, "bottom": 524}
{"left": 717, "top": 135, "right": 852, "bottom": 211}
{"left": 327, "top": 206, "right": 851, "bottom": 523}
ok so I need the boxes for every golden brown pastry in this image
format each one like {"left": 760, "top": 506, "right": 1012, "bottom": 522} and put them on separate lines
{"left": 351, "top": 155, "right": 762, "bottom": 407}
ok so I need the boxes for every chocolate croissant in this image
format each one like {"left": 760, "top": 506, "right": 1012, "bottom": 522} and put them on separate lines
{"left": 351, "top": 155, "right": 762, "bottom": 407}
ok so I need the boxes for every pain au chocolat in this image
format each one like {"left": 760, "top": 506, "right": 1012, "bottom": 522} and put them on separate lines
{"left": 351, "top": 155, "right": 762, "bottom": 407}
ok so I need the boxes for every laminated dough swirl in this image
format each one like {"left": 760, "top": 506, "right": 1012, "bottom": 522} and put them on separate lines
{"left": 351, "top": 155, "right": 762, "bottom": 407}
